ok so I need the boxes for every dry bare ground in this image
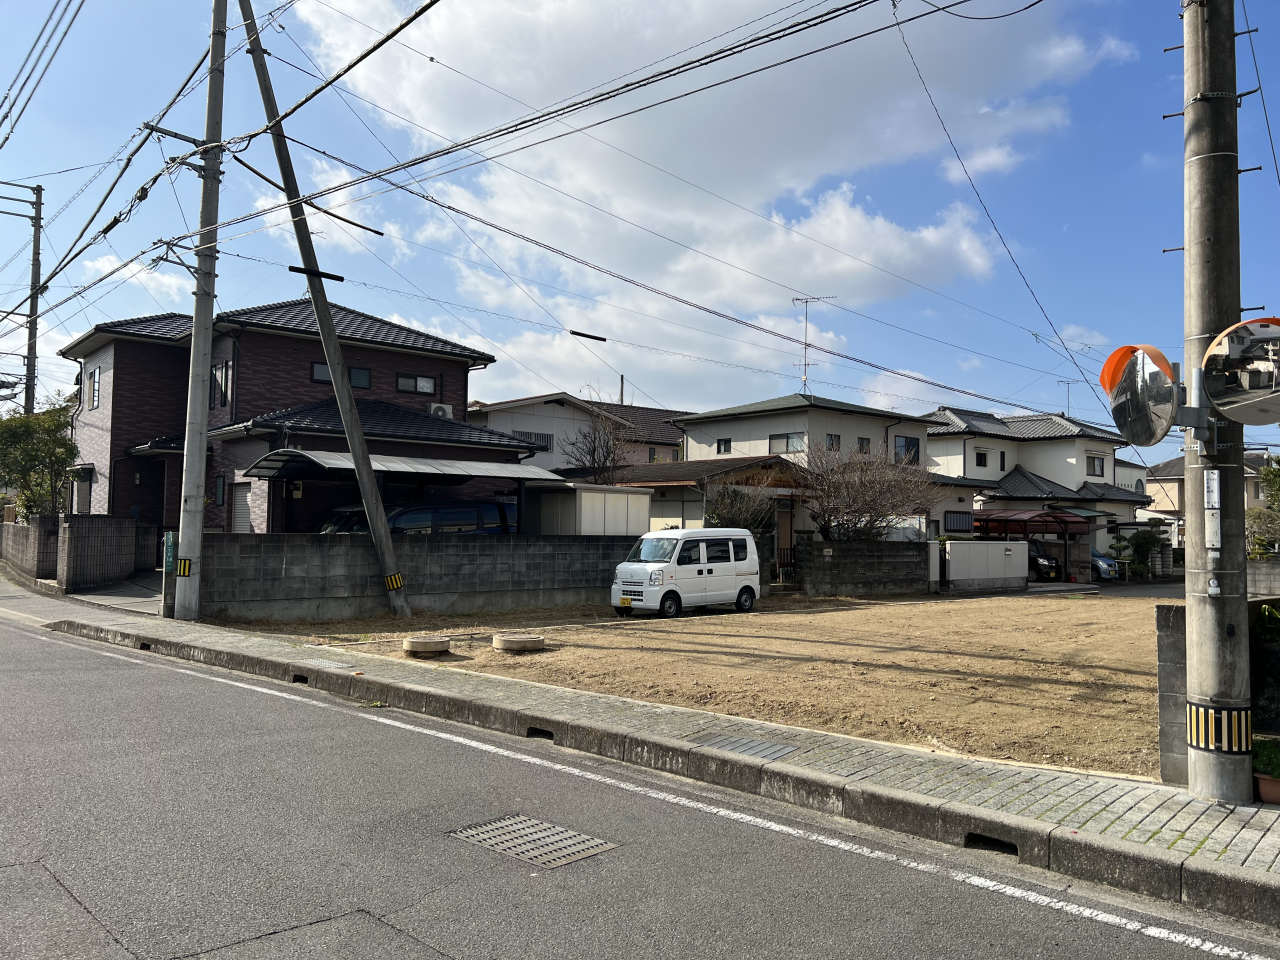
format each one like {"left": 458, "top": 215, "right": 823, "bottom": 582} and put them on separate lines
{"left": 258, "top": 593, "right": 1168, "bottom": 778}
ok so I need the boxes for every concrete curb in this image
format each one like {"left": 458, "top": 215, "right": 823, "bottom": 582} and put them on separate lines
{"left": 43, "top": 617, "right": 1280, "bottom": 928}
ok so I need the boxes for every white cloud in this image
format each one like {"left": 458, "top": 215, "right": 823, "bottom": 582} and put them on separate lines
{"left": 83, "top": 254, "right": 190, "bottom": 304}
{"left": 958, "top": 355, "right": 982, "bottom": 371}
{"left": 285, "top": 0, "right": 1138, "bottom": 408}
{"left": 941, "top": 144, "right": 1025, "bottom": 184}
{"left": 1060, "top": 324, "right": 1109, "bottom": 348}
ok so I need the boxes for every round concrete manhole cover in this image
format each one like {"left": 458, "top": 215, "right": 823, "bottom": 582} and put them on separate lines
{"left": 493, "top": 634, "right": 545, "bottom": 652}
{"left": 404, "top": 636, "right": 450, "bottom": 656}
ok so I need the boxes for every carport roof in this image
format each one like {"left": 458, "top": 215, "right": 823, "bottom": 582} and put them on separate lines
{"left": 244, "top": 449, "right": 562, "bottom": 482}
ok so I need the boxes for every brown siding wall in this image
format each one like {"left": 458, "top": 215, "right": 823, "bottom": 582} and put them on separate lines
{"left": 222, "top": 330, "right": 472, "bottom": 425}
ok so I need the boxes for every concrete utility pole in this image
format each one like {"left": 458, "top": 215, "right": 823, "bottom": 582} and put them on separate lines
{"left": 174, "top": 0, "right": 228, "bottom": 620}
{"left": 239, "top": 0, "right": 411, "bottom": 617}
{"left": 1182, "top": 0, "right": 1251, "bottom": 804}
{"left": 0, "top": 178, "right": 42, "bottom": 413}
{"left": 24, "top": 184, "right": 41, "bottom": 415}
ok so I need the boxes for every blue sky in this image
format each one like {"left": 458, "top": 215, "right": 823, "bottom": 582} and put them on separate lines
{"left": 1, "top": 0, "right": 1278, "bottom": 468}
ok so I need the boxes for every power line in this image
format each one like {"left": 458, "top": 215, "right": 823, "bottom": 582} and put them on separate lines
{"left": 1240, "top": 0, "right": 1280, "bottom": 199}
{"left": 0, "top": 0, "right": 86, "bottom": 152}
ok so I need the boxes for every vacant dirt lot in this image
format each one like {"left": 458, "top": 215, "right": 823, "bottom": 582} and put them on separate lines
{"left": 267, "top": 592, "right": 1168, "bottom": 778}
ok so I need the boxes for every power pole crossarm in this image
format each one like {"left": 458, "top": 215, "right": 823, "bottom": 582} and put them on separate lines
{"left": 173, "top": 0, "right": 228, "bottom": 620}
{"left": 238, "top": 0, "right": 411, "bottom": 617}
{"left": 1183, "top": 0, "right": 1252, "bottom": 804}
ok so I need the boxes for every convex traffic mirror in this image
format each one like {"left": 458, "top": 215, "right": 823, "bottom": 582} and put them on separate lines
{"left": 1099, "top": 344, "right": 1179, "bottom": 446}
{"left": 1202, "top": 318, "right": 1280, "bottom": 425}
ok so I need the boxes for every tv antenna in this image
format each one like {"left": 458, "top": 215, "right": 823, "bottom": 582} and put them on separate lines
{"left": 792, "top": 296, "right": 834, "bottom": 394}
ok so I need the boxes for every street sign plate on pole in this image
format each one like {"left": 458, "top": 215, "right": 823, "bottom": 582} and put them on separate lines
{"left": 1201, "top": 318, "right": 1280, "bottom": 425}
{"left": 1098, "top": 344, "right": 1179, "bottom": 446}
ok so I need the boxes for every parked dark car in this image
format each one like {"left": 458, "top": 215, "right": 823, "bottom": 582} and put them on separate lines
{"left": 1026, "top": 539, "right": 1061, "bottom": 583}
{"left": 318, "top": 501, "right": 517, "bottom": 536}
{"left": 1090, "top": 547, "right": 1120, "bottom": 582}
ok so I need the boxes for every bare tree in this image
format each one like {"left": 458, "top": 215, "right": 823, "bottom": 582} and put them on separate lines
{"left": 559, "top": 406, "right": 628, "bottom": 485}
{"left": 703, "top": 482, "right": 777, "bottom": 533}
{"left": 803, "top": 445, "right": 942, "bottom": 541}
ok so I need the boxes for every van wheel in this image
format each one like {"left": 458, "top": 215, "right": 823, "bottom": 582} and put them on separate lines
{"left": 735, "top": 587, "right": 755, "bottom": 613}
{"left": 613, "top": 606, "right": 633, "bottom": 617}
{"left": 1028, "top": 568, "right": 1040, "bottom": 583}
{"left": 658, "top": 592, "right": 682, "bottom": 619}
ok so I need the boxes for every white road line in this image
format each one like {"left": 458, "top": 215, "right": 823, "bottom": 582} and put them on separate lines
{"left": 20, "top": 627, "right": 1277, "bottom": 960}
{"left": 0, "top": 604, "right": 56, "bottom": 625}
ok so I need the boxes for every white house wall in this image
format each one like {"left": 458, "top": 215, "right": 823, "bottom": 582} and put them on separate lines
{"left": 473, "top": 402, "right": 680, "bottom": 468}
{"left": 684, "top": 408, "right": 930, "bottom": 463}
{"left": 73, "top": 342, "right": 114, "bottom": 515}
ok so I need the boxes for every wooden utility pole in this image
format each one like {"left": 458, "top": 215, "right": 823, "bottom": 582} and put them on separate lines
{"left": 238, "top": 0, "right": 411, "bottom": 617}
{"left": 173, "top": 0, "right": 228, "bottom": 620}
{"left": 1182, "top": 0, "right": 1251, "bottom": 803}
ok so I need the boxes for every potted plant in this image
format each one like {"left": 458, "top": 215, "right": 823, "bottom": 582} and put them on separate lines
{"left": 1255, "top": 740, "right": 1280, "bottom": 804}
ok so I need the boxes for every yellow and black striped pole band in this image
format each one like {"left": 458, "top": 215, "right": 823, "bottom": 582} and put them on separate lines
{"left": 384, "top": 572, "right": 404, "bottom": 592}
{"left": 175, "top": 558, "right": 192, "bottom": 577}
{"left": 1187, "top": 702, "right": 1252, "bottom": 754}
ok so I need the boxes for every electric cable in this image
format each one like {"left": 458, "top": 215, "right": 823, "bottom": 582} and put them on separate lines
{"left": 1240, "top": 0, "right": 1280, "bottom": 200}
{"left": 0, "top": 0, "right": 85, "bottom": 152}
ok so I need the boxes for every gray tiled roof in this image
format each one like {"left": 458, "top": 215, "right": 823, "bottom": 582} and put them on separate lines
{"left": 1148, "top": 453, "right": 1269, "bottom": 480}
{"left": 210, "top": 398, "right": 539, "bottom": 451}
{"left": 559, "top": 455, "right": 790, "bottom": 485}
{"left": 986, "top": 465, "right": 1151, "bottom": 504}
{"left": 671, "top": 393, "right": 938, "bottom": 425}
{"left": 60, "top": 299, "right": 494, "bottom": 365}
{"left": 928, "top": 406, "right": 1125, "bottom": 443}
{"left": 592, "top": 401, "right": 690, "bottom": 445}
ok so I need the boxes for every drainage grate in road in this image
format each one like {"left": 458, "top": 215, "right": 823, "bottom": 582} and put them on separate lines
{"left": 449, "top": 815, "right": 617, "bottom": 868}
{"left": 690, "top": 731, "right": 798, "bottom": 761}
{"left": 295, "top": 658, "right": 353, "bottom": 669}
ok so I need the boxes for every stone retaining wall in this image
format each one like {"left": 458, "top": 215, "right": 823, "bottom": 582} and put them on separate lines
{"left": 198, "top": 533, "right": 638, "bottom": 620}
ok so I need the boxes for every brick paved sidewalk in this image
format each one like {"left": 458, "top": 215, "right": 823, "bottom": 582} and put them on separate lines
{"left": 1, "top": 576, "right": 1277, "bottom": 925}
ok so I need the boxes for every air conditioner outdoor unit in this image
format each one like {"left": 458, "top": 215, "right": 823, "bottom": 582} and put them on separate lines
{"left": 429, "top": 403, "right": 453, "bottom": 419}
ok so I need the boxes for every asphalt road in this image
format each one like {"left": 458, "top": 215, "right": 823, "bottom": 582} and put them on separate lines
{"left": 1, "top": 616, "right": 1276, "bottom": 960}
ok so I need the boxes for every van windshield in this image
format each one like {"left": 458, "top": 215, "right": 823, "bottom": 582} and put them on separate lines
{"left": 627, "top": 538, "right": 678, "bottom": 563}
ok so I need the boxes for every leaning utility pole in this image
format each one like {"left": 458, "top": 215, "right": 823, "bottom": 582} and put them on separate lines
{"left": 1182, "top": 0, "right": 1251, "bottom": 803}
{"left": 238, "top": 0, "right": 411, "bottom": 617}
{"left": 173, "top": 0, "right": 228, "bottom": 620}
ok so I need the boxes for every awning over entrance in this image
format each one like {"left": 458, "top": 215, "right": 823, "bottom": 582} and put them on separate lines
{"left": 972, "top": 508, "right": 1096, "bottom": 537}
{"left": 243, "top": 449, "right": 562, "bottom": 482}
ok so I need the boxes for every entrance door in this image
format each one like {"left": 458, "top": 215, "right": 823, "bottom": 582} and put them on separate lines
{"left": 231, "top": 483, "right": 253, "bottom": 533}
{"left": 702, "top": 538, "right": 734, "bottom": 603}
{"left": 673, "top": 538, "right": 704, "bottom": 605}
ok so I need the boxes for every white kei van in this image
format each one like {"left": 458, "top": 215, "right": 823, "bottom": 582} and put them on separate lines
{"left": 611, "top": 528, "right": 761, "bottom": 618}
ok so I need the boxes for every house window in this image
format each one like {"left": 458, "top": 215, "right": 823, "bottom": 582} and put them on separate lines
{"left": 649, "top": 447, "right": 657, "bottom": 463}
{"left": 999, "top": 451, "right": 1006, "bottom": 471}
{"left": 1087, "top": 455, "right": 1106, "bottom": 477}
{"left": 768, "top": 432, "right": 804, "bottom": 454}
{"left": 1136, "top": 479, "right": 1146, "bottom": 496}
{"left": 894, "top": 435, "right": 920, "bottom": 464}
{"left": 209, "top": 359, "right": 231, "bottom": 409}
{"left": 397, "top": 374, "right": 436, "bottom": 395}
{"left": 826, "top": 434, "right": 840, "bottom": 451}
{"left": 312, "top": 362, "right": 371, "bottom": 388}
{"left": 716, "top": 438, "right": 732, "bottom": 455}
{"left": 975, "top": 451, "right": 988, "bottom": 468}
{"left": 944, "top": 511, "right": 974, "bottom": 533}
{"left": 857, "top": 437, "right": 871, "bottom": 455}
{"left": 87, "top": 367, "right": 100, "bottom": 409}
{"left": 215, "top": 475, "right": 225, "bottom": 506}
{"left": 672, "top": 447, "right": 681, "bottom": 462}
{"left": 513, "top": 430, "right": 554, "bottom": 450}
{"left": 1254, "top": 481, "right": 1264, "bottom": 500}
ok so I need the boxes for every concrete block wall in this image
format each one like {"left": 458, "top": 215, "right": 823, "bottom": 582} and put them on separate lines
{"left": 0, "top": 516, "right": 59, "bottom": 580}
{"left": 1249, "top": 561, "right": 1280, "bottom": 597}
{"left": 198, "top": 533, "right": 638, "bottom": 620}
{"left": 57, "top": 515, "right": 139, "bottom": 592}
{"left": 794, "top": 534, "right": 930, "bottom": 596}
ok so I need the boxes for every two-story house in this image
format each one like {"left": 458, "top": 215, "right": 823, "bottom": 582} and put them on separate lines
{"left": 1144, "top": 453, "right": 1270, "bottom": 547}
{"left": 467, "top": 392, "right": 689, "bottom": 469}
{"left": 927, "top": 407, "right": 1152, "bottom": 550}
{"left": 60, "top": 298, "right": 542, "bottom": 533}
{"left": 664, "top": 393, "right": 984, "bottom": 549}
